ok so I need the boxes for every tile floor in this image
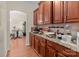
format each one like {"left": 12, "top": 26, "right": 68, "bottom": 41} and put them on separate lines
{"left": 8, "top": 37, "right": 39, "bottom": 57}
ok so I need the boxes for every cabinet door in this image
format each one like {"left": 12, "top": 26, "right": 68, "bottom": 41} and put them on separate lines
{"left": 46, "top": 45, "right": 56, "bottom": 57}
{"left": 29, "top": 33, "right": 35, "bottom": 49}
{"left": 39, "top": 37, "right": 46, "bottom": 57}
{"left": 53, "top": 1, "right": 64, "bottom": 23}
{"left": 38, "top": 2, "right": 44, "bottom": 25}
{"left": 32, "top": 35, "right": 35, "bottom": 49}
{"left": 34, "top": 37, "right": 37, "bottom": 50}
{"left": 35, "top": 36, "right": 40, "bottom": 53}
{"left": 43, "top": 1, "right": 53, "bottom": 24}
{"left": 33, "top": 9, "right": 38, "bottom": 25}
{"left": 65, "top": 1, "right": 79, "bottom": 23}
{"left": 39, "top": 42, "right": 46, "bottom": 57}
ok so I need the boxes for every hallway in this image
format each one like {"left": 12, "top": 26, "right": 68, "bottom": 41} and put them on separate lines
{"left": 8, "top": 37, "right": 38, "bottom": 57}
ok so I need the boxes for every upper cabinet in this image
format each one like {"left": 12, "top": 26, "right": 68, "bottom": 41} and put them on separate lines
{"left": 33, "top": 1, "right": 79, "bottom": 25}
{"left": 53, "top": 1, "right": 64, "bottom": 24}
{"left": 38, "top": 2, "right": 44, "bottom": 25}
{"left": 43, "top": 1, "right": 53, "bottom": 24}
{"left": 64, "top": 1, "right": 79, "bottom": 23}
{"left": 33, "top": 1, "right": 53, "bottom": 25}
{"left": 33, "top": 8, "right": 38, "bottom": 25}
{"left": 37, "top": 8, "right": 41, "bottom": 25}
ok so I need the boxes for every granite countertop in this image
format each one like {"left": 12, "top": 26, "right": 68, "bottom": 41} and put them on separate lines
{"left": 31, "top": 32, "right": 78, "bottom": 52}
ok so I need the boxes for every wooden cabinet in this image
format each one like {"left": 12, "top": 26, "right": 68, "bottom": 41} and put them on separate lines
{"left": 34, "top": 35, "right": 40, "bottom": 54}
{"left": 53, "top": 1, "right": 64, "bottom": 23}
{"left": 33, "top": 8, "right": 38, "bottom": 25}
{"left": 29, "top": 33, "right": 35, "bottom": 49}
{"left": 39, "top": 43, "right": 46, "bottom": 57}
{"left": 34, "top": 1, "right": 53, "bottom": 25}
{"left": 53, "top": 1, "right": 79, "bottom": 23}
{"left": 60, "top": 46, "right": 77, "bottom": 57}
{"left": 56, "top": 45, "right": 77, "bottom": 57}
{"left": 46, "top": 45, "right": 56, "bottom": 57}
{"left": 46, "top": 39, "right": 77, "bottom": 57}
{"left": 33, "top": 8, "right": 40, "bottom": 25}
{"left": 30, "top": 33, "right": 78, "bottom": 57}
{"left": 39, "top": 37, "right": 46, "bottom": 57}
{"left": 46, "top": 40, "right": 57, "bottom": 57}
{"left": 64, "top": 1, "right": 79, "bottom": 23}
{"left": 33, "top": 1, "right": 79, "bottom": 25}
{"left": 38, "top": 2, "right": 44, "bottom": 25}
{"left": 57, "top": 50, "right": 77, "bottom": 57}
{"left": 43, "top": 1, "right": 53, "bottom": 24}
{"left": 37, "top": 8, "right": 40, "bottom": 25}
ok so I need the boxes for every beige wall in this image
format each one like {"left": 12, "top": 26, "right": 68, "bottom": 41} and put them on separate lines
{"left": 0, "top": 1, "right": 39, "bottom": 56}
{"left": 7, "top": 1, "right": 39, "bottom": 46}
{"left": 0, "top": 2, "right": 8, "bottom": 56}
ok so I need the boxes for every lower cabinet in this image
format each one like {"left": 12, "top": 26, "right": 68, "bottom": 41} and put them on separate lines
{"left": 57, "top": 47, "right": 77, "bottom": 57}
{"left": 30, "top": 33, "right": 78, "bottom": 57}
{"left": 39, "top": 43, "right": 46, "bottom": 57}
{"left": 35, "top": 36, "right": 40, "bottom": 54}
{"left": 30, "top": 33, "right": 35, "bottom": 49}
{"left": 46, "top": 45, "right": 56, "bottom": 57}
{"left": 34, "top": 35, "right": 46, "bottom": 57}
{"left": 39, "top": 37, "right": 46, "bottom": 57}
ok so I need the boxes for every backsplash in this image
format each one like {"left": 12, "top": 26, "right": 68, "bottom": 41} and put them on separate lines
{"left": 35, "top": 23, "right": 79, "bottom": 33}
{"left": 34, "top": 23, "right": 79, "bottom": 44}
{"left": 36, "top": 23, "right": 79, "bottom": 31}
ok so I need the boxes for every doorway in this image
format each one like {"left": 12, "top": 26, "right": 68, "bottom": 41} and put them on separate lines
{"left": 9, "top": 10, "right": 27, "bottom": 55}
{"left": 10, "top": 10, "right": 27, "bottom": 38}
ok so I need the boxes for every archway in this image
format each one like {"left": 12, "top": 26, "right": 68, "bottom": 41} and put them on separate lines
{"left": 10, "top": 10, "right": 27, "bottom": 47}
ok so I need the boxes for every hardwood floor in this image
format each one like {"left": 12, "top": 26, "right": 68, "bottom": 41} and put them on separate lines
{"left": 8, "top": 37, "right": 39, "bottom": 57}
